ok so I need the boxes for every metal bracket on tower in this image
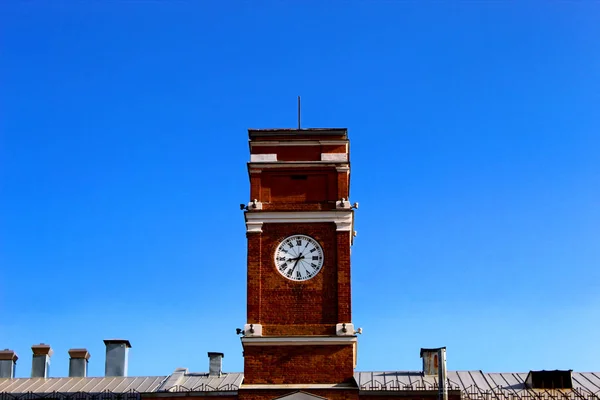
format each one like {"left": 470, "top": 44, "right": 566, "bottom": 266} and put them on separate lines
{"left": 240, "top": 199, "right": 263, "bottom": 211}
{"left": 336, "top": 198, "right": 351, "bottom": 209}
{"left": 244, "top": 323, "right": 262, "bottom": 337}
{"left": 336, "top": 323, "right": 355, "bottom": 336}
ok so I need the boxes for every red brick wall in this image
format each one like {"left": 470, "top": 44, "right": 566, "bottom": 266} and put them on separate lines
{"left": 247, "top": 231, "right": 262, "bottom": 323}
{"left": 336, "top": 230, "right": 352, "bottom": 322}
{"left": 250, "top": 143, "right": 347, "bottom": 161}
{"left": 250, "top": 169, "right": 345, "bottom": 211}
{"left": 337, "top": 170, "right": 349, "bottom": 200}
{"left": 322, "top": 144, "right": 347, "bottom": 154}
{"left": 251, "top": 222, "right": 343, "bottom": 335}
{"left": 251, "top": 145, "right": 322, "bottom": 161}
{"left": 243, "top": 344, "right": 355, "bottom": 384}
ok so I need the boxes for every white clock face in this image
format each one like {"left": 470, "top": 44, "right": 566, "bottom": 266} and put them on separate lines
{"left": 274, "top": 234, "right": 324, "bottom": 281}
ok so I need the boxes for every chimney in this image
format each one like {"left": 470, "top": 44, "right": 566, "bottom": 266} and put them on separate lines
{"left": 208, "top": 352, "right": 224, "bottom": 377}
{"left": 31, "top": 344, "right": 53, "bottom": 378}
{"left": 420, "top": 347, "right": 447, "bottom": 400}
{"left": 104, "top": 339, "right": 131, "bottom": 377}
{"left": 68, "top": 349, "right": 90, "bottom": 377}
{"left": 0, "top": 349, "right": 18, "bottom": 378}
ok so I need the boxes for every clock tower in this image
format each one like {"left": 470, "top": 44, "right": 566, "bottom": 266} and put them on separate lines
{"left": 239, "top": 128, "right": 359, "bottom": 400}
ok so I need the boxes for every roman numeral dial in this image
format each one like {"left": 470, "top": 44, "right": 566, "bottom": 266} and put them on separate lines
{"left": 274, "top": 234, "right": 324, "bottom": 281}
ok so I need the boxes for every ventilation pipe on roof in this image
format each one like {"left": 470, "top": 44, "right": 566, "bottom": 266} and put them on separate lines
{"left": 104, "top": 339, "right": 131, "bottom": 377}
{"left": 208, "top": 352, "right": 224, "bottom": 377}
{"left": 420, "top": 347, "right": 447, "bottom": 400}
{"left": 0, "top": 349, "right": 18, "bottom": 378}
{"left": 31, "top": 344, "right": 53, "bottom": 378}
{"left": 68, "top": 348, "right": 90, "bottom": 378}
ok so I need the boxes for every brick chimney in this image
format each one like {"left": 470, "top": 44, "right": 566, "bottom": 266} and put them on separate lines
{"left": 0, "top": 349, "right": 18, "bottom": 378}
{"left": 31, "top": 344, "right": 53, "bottom": 378}
{"left": 68, "top": 348, "right": 90, "bottom": 377}
{"left": 104, "top": 339, "right": 131, "bottom": 377}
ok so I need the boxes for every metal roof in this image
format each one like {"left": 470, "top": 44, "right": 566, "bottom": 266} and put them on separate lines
{"left": 1, "top": 371, "right": 599, "bottom": 399}
{"left": 354, "top": 371, "right": 600, "bottom": 399}
{"left": 159, "top": 372, "right": 244, "bottom": 392}
{"left": 0, "top": 376, "right": 167, "bottom": 394}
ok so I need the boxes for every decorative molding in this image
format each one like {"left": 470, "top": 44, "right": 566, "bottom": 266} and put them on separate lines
{"left": 321, "top": 153, "right": 348, "bottom": 162}
{"left": 247, "top": 162, "right": 349, "bottom": 169}
{"left": 245, "top": 211, "right": 353, "bottom": 232}
{"left": 240, "top": 383, "right": 357, "bottom": 390}
{"left": 246, "top": 221, "right": 263, "bottom": 233}
{"left": 245, "top": 199, "right": 263, "bottom": 210}
{"left": 250, "top": 140, "right": 348, "bottom": 147}
{"left": 244, "top": 323, "right": 262, "bottom": 337}
{"left": 336, "top": 199, "right": 351, "bottom": 209}
{"left": 250, "top": 154, "right": 277, "bottom": 162}
{"left": 336, "top": 323, "right": 354, "bottom": 336}
{"left": 251, "top": 141, "right": 321, "bottom": 147}
{"left": 241, "top": 336, "right": 357, "bottom": 347}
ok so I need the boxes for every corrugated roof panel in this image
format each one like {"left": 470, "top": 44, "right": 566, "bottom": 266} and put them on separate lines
{"left": 0, "top": 378, "right": 24, "bottom": 392}
{"left": 501, "top": 372, "right": 527, "bottom": 390}
{"left": 68, "top": 377, "right": 99, "bottom": 392}
{"left": 174, "top": 372, "right": 243, "bottom": 391}
{"left": 0, "top": 376, "right": 167, "bottom": 394}
{"left": 575, "top": 373, "right": 600, "bottom": 392}
{"left": 2, "top": 370, "right": 600, "bottom": 396}
{"left": 446, "top": 371, "right": 460, "bottom": 389}
{"left": 421, "top": 372, "right": 437, "bottom": 389}
{"left": 454, "top": 371, "right": 473, "bottom": 391}
{"left": 220, "top": 372, "right": 243, "bottom": 389}
{"left": 353, "top": 371, "right": 365, "bottom": 388}
{"left": 80, "top": 377, "right": 108, "bottom": 392}
{"left": 468, "top": 371, "right": 494, "bottom": 392}
{"left": 486, "top": 372, "right": 516, "bottom": 391}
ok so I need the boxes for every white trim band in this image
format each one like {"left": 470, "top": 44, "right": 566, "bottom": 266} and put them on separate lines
{"left": 241, "top": 336, "right": 357, "bottom": 346}
{"left": 250, "top": 154, "right": 277, "bottom": 162}
{"left": 321, "top": 153, "right": 348, "bottom": 162}
{"left": 240, "top": 383, "right": 357, "bottom": 389}
{"left": 245, "top": 211, "right": 353, "bottom": 233}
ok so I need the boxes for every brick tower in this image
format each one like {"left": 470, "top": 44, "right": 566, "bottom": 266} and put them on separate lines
{"left": 239, "top": 128, "right": 359, "bottom": 400}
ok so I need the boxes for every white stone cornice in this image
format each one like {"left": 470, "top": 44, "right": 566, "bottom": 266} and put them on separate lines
{"left": 250, "top": 154, "right": 277, "bottom": 162}
{"left": 244, "top": 211, "right": 353, "bottom": 232}
{"left": 250, "top": 140, "right": 348, "bottom": 147}
{"left": 247, "top": 162, "right": 349, "bottom": 168}
{"left": 241, "top": 336, "right": 357, "bottom": 346}
{"left": 321, "top": 153, "right": 348, "bottom": 162}
{"left": 240, "top": 383, "right": 357, "bottom": 389}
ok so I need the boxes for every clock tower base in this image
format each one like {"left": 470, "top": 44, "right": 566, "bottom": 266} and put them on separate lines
{"left": 241, "top": 336, "right": 357, "bottom": 385}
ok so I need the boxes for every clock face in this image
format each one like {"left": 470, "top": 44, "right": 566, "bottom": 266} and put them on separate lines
{"left": 274, "top": 234, "right": 324, "bottom": 281}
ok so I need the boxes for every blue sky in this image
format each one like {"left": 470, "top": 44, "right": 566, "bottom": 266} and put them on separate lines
{"left": 1, "top": 2, "right": 599, "bottom": 378}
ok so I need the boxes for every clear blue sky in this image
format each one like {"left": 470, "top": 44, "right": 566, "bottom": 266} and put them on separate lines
{"left": 1, "top": 2, "right": 599, "bottom": 378}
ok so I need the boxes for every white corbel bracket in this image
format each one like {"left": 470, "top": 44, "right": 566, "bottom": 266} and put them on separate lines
{"left": 336, "top": 323, "right": 355, "bottom": 336}
{"left": 336, "top": 198, "right": 351, "bottom": 209}
{"left": 244, "top": 323, "right": 263, "bottom": 337}
{"left": 246, "top": 199, "right": 263, "bottom": 210}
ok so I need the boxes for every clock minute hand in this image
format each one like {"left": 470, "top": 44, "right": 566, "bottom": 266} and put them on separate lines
{"left": 291, "top": 255, "right": 304, "bottom": 271}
